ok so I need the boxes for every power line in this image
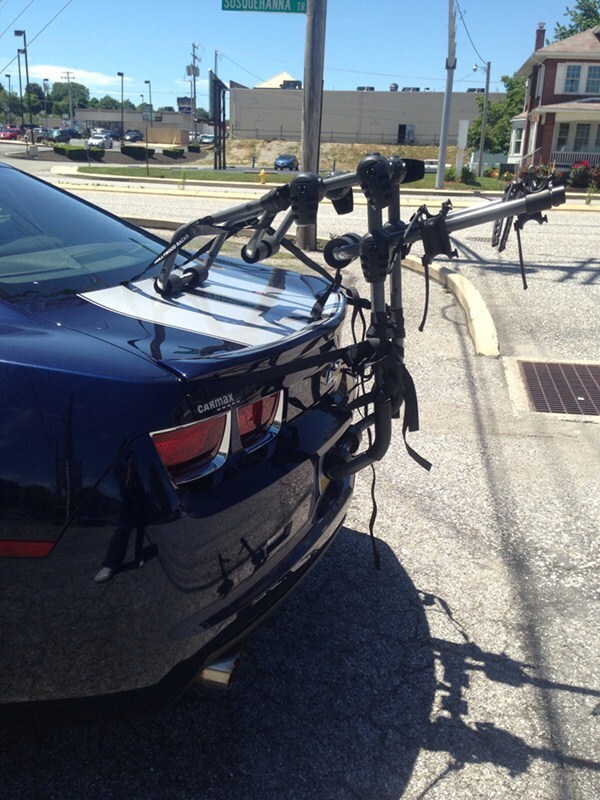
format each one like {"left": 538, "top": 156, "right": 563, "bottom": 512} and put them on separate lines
{"left": 0, "top": 0, "right": 39, "bottom": 39}
{"left": 218, "top": 51, "right": 265, "bottom": 84}
{"left": 0, "top": 0, "right": 75, "bottom": 73}
{"left": 455, "top": 1, "right": 487, "bottom": 66}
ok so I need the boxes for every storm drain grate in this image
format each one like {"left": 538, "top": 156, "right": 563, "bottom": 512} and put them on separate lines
{"left": 520, "top": 361, "right": 600, "bottom": 416}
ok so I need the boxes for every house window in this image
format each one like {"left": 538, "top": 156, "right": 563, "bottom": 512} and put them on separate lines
{"left": 585, "top": 65, "right": 600, "bottom": 94}
{"left": 556, "top": 122, "right": 570, "bottom": 150}
{"left": 573, "top": 123, "right": 590, "bottom": 152}
{"left": 564, "top": 65, "right": 581, "bottom": 93}
{"left": 513, "top": 127, "right": 524, "bottom": 155}
{"left": 595, "top": 126, "right": 600, "bottom": 152}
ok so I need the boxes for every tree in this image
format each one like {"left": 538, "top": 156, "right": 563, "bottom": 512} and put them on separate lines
{"left": 554, "top": 0, "right": 600, "bottom": 40}
{"left": 49, "top": 81, "right": 90, "bottom": 116}
{"left": 466, "top": 74, "right": 527, "bottom": 154}
{"left": 97, "top": 95, "right": 120, "bottom": 110}
{"left": 24, "top": 82, "right": 45, "bottom": 116}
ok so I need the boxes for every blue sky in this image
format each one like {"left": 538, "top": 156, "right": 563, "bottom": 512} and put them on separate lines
{"left": 0, "top": 0, "right": 580, "bottom": 110}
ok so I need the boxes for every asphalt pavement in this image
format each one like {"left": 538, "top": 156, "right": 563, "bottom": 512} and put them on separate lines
{"left": 1, "top": 149, "right": 599, "bottom": 800}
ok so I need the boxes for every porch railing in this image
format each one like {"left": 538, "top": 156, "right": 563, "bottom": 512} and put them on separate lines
{"left": 550, "top": 150, "right": 600, "bottom": 168}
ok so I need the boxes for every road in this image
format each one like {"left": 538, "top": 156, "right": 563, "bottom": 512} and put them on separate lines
{"left": 1, "top": 149, "right": 599, "bottom": 800}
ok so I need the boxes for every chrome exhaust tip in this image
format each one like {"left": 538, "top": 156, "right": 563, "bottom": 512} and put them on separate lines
{"left": 197, "top": 645, "right": 244, "bottom": 691}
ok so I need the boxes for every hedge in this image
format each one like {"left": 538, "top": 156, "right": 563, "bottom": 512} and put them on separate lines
{"left": 52, "top": 144, "right": 105, "bottom": 161}
{"left": 163, "top": 148, "right": 185, "bottom": 159}
{"left": 120, "top": 145, "right": 155, "bottom": 159}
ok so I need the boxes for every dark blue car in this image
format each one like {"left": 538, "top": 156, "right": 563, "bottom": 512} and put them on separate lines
{"left": 274, "top": 153, "right": 299, "bottom": 170}
{"left": 0, "top": 164, "right": 355, "bottom": 715}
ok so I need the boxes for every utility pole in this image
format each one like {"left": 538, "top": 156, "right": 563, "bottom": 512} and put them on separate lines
{"left": 297, "top": 0, "right": 327, "bottom": 251}
{"left": 62, "top": 71, "right": 74, "bottom": 122}
{"left": 187, "top": 44, "right": 200, "bottom": 140}
{"left": 476, "top": 61, "right": 490, "bottom": 177}
{"left": 436, "top": 0, "right": 456, "bottom": 189}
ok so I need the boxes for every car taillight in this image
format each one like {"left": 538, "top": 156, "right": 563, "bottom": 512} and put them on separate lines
{"left": 151, "top": 413, "right": 229, "bottom": 483}
{"left": 237, "top": 392, "right": 281, "bottom": 450}
{"left": 0, "top": 540, "right": 55, "bottom": 558}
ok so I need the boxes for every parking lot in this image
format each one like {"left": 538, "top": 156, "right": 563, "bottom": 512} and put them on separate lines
{"left": 1, "top": 159, "right": 598, "bottom": 799}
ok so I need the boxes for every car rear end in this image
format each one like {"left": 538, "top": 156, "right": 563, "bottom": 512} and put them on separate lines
{"left": 0, "top": 195, "right": 356, "bottom": 715}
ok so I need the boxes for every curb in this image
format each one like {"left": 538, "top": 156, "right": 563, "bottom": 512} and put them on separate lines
{"left": 401, "top": 256, "right": 499, "bottom": 358}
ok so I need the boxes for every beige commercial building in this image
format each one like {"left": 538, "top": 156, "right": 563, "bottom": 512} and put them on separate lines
{"left": 230, "top": 84, "right": 505, "bottom": 145}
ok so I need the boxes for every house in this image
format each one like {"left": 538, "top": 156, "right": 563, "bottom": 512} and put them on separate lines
{"left": 512, "top": 22, "right": 600, "bottom": 171}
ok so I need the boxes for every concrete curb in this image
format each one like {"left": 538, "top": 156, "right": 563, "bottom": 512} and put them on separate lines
{"left": 402, "top": 256, "right": 500, "bottom": 358}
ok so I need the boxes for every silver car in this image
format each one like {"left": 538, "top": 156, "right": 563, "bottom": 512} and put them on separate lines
{"left": 88, "top": 132, "right": 113, "bottom": 149}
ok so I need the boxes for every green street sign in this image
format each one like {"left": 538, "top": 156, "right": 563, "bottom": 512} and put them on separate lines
{"left": 222, "top": 0, "right": 307, "bottom": 12}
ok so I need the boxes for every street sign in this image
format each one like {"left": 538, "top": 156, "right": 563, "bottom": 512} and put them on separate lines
{"left": 222, "top": 0, "right": 306, "bottom": 12}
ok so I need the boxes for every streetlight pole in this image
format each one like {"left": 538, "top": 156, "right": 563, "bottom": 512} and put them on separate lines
{"left": 474, "top": 61, "right": 491, "bottom": 177}
{"left": 43, "top": 78, "right": 49, "bottom": 124}
{"left": 4, "top": 74, "right": 11, "bottom": 126}
{"left": 117, "top": 72, "right": 124, "bottom": 138}
{"left": 144, "top": 80, "right": 153, "bottom": 126}
{"left": 14, "top": 30, "right": 33, "bottom": 138}
{"left": 16, "top": 50, "right": 24, "bottom": 128}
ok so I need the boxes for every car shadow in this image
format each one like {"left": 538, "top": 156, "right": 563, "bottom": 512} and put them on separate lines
{"left": 2, "top": 528, "right": 599, "bottom": 799}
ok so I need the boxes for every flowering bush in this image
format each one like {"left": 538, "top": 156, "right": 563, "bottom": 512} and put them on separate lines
{"left": 535, "top": 163, "right": 561, "bottom": 181}
{"left": 590, "top": 166, "right": 600, "bottom": 190}
{"left": 568, "top": 160, "right": 592, "bottom": 188}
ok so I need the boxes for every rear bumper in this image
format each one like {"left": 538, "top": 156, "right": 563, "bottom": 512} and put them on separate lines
{"left": 1, "top": 484, "right": 351, "bottom": 721}
{"left": 0, "top": 406, "right": 354, "bottom": 716}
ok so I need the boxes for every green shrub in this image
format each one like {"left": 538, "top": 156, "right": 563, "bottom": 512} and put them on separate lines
{"left": 52, "top": 144, "right": 104, "bottom": 161}
{"left": 187, "top": 144, "right": 200, "bottom": 153}
{"left": 121, "top": 144, "right": 155, "bottom": 159}
{"left": 460, "top": 166, "right": 477, "bottom": 185}
{"left": 163, "top": 147, "right": 185, "bottom": 159}
{"left": 590, "top": 165, "right": 600, "bottom": 190}
{"left": 444, "top": 166, "right": 456, "bottom": 182}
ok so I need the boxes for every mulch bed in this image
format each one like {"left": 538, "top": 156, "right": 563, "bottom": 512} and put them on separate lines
{"left": 13, "top": 146, "right": 210, "bottom": 167}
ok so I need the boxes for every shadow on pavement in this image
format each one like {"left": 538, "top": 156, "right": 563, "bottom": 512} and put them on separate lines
{"left": 2, "top": 529, "right": 598, "bottom": 799}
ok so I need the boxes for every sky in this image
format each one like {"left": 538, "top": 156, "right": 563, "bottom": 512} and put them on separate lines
{"left": 0, "top": 0, "right": 581, "bottom": 111}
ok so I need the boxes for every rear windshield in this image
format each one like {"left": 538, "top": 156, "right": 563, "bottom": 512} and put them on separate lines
{"left": 0, "top": 167, "right": 168, "bottom": 302}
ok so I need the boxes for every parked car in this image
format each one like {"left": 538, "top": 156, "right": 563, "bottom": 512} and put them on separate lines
{"left": 0, "top": 163, "right": 355, "bottom": 717}
{"left": 32, "top": 126, "right": 51, "bottom": 141}
{"left": 0, "top": 126, "right": 19, "bottom": 140}
{"left": 88, "top": 131, "right": 113, "bottom": 149}
{"left": 49, "top": 127, "right": 82, "bottom": 142}
{"left": 423, "top": 159, "right": 451, "bottom": 174}
{"left": 274, "top": 153, "right": 299, "bottom": 170}
{"left": 124, "top": 129, "right": 144, "bottom": 142}
{"left": 199, "top": 133, "right": 215, "bottom": 144}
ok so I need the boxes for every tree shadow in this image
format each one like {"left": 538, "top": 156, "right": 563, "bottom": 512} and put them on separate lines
{"left": 1, "top": 529, "right": 598, "bottom": 800}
